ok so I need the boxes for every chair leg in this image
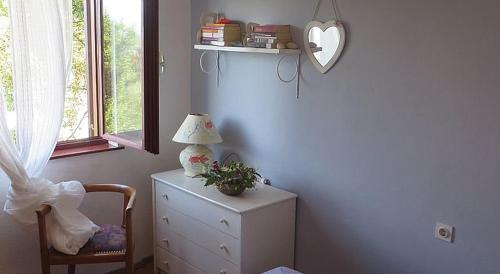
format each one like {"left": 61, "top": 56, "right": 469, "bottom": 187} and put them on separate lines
{"left": 125, "top": 261, "right": 134, "bottom": 274}
{"left": 41, "top": 263, "right": 50, "bottom": 274}
{"left": 125, "top": 250, "right": 134, "bottom": 274}
{"left": 68, "top": 264, "right": 76, "bottom": 274}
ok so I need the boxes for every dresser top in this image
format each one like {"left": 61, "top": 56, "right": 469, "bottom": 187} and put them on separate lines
{"left": 151, "top": 169, "right": 297, "bottom": 213}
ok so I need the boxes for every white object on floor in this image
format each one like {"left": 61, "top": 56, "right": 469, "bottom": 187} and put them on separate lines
{"left": 263, "top": 266, "right": 304, "bottom": 274}
{"left": 151, "top": 169, "right": 298, "bottom": 274}
{"left": 0, "top": 0, "right": 98, "bottom": 255}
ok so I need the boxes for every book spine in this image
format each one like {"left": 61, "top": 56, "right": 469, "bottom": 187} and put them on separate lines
{"left": 202, "top": 29, "right": 240, "bottom": 33}
{"left": 250, "top": 33, "right": 291, "bottom": 40}
{"left": 210, "top": 41, "right": 225, "bottom": 46}
{"left": 248, "top": 37, "right": 277, "bottom": 43}
{"left": 250, "top": 33, "right": 274, "bottom": 37}
{"left": 253, "top": 25, "right": 290, "bottom": 33}
{"left": 248, "top": 37, "right": 290, "bottom": 44}
{"left": 208, "top": 41, "right": 238, "bottom": 46}
{"left": 251, "top": 32, "right": 290, "bottom": 37}
{"left": 246, "top": 42, "right": 266, "bottom": 48}
{"left": 203, "top": 33, "right": 240, "bottom": 39}
{"left": 246, "top": 42, "right": 276, "bottom": 49}
{"left": 202, "top": 37, "right": 223, "bottom": 40}
{"left": 211, "top": 33, "right": 228, "bottom": 39}
{"left": 206, "top": 23, "right": 240, "bottom": 27}
{"left": 202, "top": 32, "right": 231, "bottom": 38}
{"left": 201, "top": 29, "right": 221, "bottom": 33}
{"left": 202, "top": 26, "right": 241, "bottom": 31}
{"left": 202, "top": 37, "right": 240, "bottom": 42}
{"left": 201, "top": 38, "right": 225, "bottom": 43}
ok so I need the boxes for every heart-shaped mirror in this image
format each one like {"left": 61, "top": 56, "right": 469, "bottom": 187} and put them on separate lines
{"left": 304, "top": 20, "right": 346, "bottom": 74}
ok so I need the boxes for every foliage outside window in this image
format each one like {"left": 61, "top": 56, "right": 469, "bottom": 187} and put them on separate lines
{"left": 102, "top": 0, "right": 143, "bottom": 136}
{"left": 0, "top": 0, "right": 91, "bottom": 141}
{"left": 0, "top": 1, "right": 12, "bottom": 111}
{"left": 64, "top": 0, "right": 91, "bottom": 141}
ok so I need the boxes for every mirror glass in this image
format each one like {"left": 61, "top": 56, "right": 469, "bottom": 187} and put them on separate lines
{"left": 308, "top": 26, "right": 341, "bottom": 67}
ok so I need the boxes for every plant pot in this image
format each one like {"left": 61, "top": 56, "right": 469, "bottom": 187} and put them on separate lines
{"left": 216, "top": 183, "right": 246, "bottom": 196}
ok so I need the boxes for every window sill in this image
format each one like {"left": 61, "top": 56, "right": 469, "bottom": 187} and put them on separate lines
{"left": 51, "top": 138, "right": 124, "bottom": 160}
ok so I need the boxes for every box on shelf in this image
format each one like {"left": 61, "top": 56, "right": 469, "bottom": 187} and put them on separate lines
{"left": 246, "top": 24, "right": 292, "bottom": 49}
{"left": 200, "top": 23, "right": 242, "bottom": 46}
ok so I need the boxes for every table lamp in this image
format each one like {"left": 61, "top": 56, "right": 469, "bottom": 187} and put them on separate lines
{"left": 172, "top": 114, "right": 223, "bottom": 176}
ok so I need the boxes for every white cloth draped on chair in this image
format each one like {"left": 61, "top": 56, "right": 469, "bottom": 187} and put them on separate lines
{"left": 0, "top": 0, "right": 98, "bottom": 255}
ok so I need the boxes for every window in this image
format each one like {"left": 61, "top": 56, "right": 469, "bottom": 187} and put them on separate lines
{"left": 0, "top": 0, "right": 159, "bottom": 155}
{"left": 0, "top": 1, "right": 13, "bottom": 134}
{"left": 61, "top": 0, "right": 91, "bottom": 141}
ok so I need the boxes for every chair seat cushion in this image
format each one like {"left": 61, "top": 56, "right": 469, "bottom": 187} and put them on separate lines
{"left": 48, "top": 224, "right": 126, "bottom": 257}
{"left": 91, "top": 224, "right": 127, "bottom": 252}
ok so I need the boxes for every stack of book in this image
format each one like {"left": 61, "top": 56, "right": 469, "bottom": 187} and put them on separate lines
{"left": 246, "top": 25, "right": 292, "bottom": 49}
{"left": 201, "top": 23, "right": 242, "bottom": 46}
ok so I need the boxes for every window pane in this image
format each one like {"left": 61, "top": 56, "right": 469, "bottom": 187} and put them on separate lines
{"left": 59, "top": 0, "right": 91, "bottom": 141}
{"left": 1, "top": 0, "right": 92, "bottom": 142}
{"left": 102, "top": 0, "right": 143, "bottom": 144}
{"left": 0, "top": 0, "right": 14, "bottom": 137}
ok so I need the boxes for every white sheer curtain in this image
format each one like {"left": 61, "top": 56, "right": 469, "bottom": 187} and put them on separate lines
{"left": 0, "top": 0, "right": 98, "bottom": 255}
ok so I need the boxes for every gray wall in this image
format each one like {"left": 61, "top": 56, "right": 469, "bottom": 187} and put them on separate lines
{"left": 191, "top": 1, "right": 500, "bottom": 273}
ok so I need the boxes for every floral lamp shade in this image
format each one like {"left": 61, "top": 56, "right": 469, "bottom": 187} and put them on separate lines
{"left": 172, "top": 114, "right": 222, "bottom": 177}
{"left": 172, "top": 114, "right": 222, "bottom": 145}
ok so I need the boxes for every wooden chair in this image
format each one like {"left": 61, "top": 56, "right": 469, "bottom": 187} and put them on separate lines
{"left": 36, "top": 184, "right": 136, "bottom": 274}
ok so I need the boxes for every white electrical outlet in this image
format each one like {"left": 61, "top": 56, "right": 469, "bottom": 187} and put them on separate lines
{"left": 435, "top": 222, "right": 454, "bottom": 243}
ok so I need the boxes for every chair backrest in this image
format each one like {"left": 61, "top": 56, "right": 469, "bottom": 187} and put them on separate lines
{"left": 83, "top": 184, "right": 136, "bottom": 227}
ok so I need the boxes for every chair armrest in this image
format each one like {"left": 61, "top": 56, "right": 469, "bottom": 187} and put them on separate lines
{"left": 125, "top": 189, "right": 136, "bottom": 213}
{"left": 84, "top": 184, "right": 133, "bottom": 194}
{"left": 36, "top": 204, "right": 52, "bottom": 217}
{"left": 36, "top": 204, "right": 52, "bottom": 254}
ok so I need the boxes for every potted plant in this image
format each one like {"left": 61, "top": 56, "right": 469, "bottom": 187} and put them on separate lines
{"left": 200, "top": 161, "right": 261, "bottom": 196}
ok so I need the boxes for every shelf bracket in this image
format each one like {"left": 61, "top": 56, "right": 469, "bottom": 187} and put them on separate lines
{"left": 197, "top": 45, "right": 302, "bottom": 97}
{"left": 296, "top": 54, "right": 301, "bottom": 99}
{"left": 199, "top": 50, "right": 221, "bottom": 88}
{"left": 216, "top": 50, "right": 220, "bottom": 88}
{"left": 276, "top": 54, "right": 302, "bottom": 99}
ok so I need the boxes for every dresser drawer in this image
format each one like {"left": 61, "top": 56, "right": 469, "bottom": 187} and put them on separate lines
{"left": 157, "top": 205, "right": 241, "bottom": 265}
{"left": 155, "top": 180, "right": 241, "bottom": 238}
{"left": 157, "top": 229, "right": 239, "bottom": 274}
{"left": 157, "top": 247, "right": 204, "bottom": 274}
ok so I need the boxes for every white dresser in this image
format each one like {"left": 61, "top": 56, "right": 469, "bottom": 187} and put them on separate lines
{"left": 151, "top": 169, "right": 297, "bottom": 274}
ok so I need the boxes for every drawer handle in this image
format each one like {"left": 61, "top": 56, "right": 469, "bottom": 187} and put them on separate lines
{"left": 162, "top": 238, "right": 170, "bottom": 246}
{"left": 163, "top": 260, "right": 169, "bottom": 267}
{"left": 162, "top": 193, "right": 169, "bottom": 200}
{"left": 219, "top": 243, "right": 228, "bottom": 251}
{"left": 219, "top": 218, "right": 228, "bottom": 225}
{"left": 162, "top": 216, "right": 170, "bottom": 223}
{"left": 220, "top": 270, "right": 227, "bottom": 274}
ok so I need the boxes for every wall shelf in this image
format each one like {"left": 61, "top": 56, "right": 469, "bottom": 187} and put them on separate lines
{"left": 194, "top": 44, "right": 302, "bottom": 98}
{"left": 194, "top": 44, "right": 301, "bottom": 55}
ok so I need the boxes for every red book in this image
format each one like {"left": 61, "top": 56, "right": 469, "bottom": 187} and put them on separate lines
{"left": 253, "top": 25, "right": 290, "bottom": 33}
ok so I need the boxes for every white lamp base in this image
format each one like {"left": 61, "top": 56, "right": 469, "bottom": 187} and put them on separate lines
{"left": 179, "top": 144, "right": 214, "bottom": 177}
